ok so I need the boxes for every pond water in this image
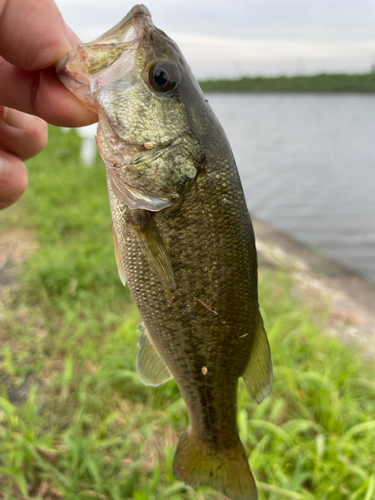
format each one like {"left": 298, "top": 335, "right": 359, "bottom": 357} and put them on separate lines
{"left": 207, "top": 93, "right": 375, "bottom": 283}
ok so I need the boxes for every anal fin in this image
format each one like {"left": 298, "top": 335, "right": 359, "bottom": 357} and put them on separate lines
{"left": 136, "top": 323, "right": 173, "bottom": 387}
{"left": 242, "top": 310, "right": 273, "bottom": 404}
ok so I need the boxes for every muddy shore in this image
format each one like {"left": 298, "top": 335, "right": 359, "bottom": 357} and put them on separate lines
{"left": 253, "top": 218, "right": 375, "bottom": 360}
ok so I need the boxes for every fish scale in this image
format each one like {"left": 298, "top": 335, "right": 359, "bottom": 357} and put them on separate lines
{"left": 57, "top": 4, "right": 273, "bottom": 499}
{"left": 113, "top": 159, "right": 256, "bottom": 449}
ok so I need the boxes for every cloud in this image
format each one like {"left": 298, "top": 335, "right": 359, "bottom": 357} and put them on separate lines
{"left": 56, "top": 0, "right": 375, "bottom": 77}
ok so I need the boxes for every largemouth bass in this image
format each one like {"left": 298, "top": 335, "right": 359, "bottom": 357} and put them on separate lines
{"left": 57, "top": 5, "right": 273, "bottom": 499}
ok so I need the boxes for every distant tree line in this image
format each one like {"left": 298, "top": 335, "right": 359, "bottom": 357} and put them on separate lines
{"left": 199, "top": 73, "right": 375, "bottom": 92}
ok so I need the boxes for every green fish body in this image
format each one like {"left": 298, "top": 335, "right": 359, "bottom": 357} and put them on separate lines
{"left": 57, "top": 6, "right": 273, "bottom": 499}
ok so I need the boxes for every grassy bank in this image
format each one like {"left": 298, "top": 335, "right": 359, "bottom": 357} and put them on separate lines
{"left": 199, "top": 73, "right": 375, "bottom": 93}
{"left": 1, "top": 126, "right": 375, "bottom": 499}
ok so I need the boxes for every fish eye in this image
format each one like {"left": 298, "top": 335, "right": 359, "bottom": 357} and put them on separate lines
{"left": 149, "top": 61, "right": 179, "bottom": 93}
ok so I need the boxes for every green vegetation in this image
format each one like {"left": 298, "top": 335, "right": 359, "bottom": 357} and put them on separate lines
{"left": 1, "top": 126, "right": 375, "bottom": 499}
{"left": 199, "top": 73, "right": 375, "bottom": 93}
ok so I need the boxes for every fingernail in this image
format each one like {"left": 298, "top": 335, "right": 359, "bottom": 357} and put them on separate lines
{"left": 3, "top": 108, "right": 32, "bottom": 129}
{"left": 0, "top": 156, "right": 6, "bottom": 175}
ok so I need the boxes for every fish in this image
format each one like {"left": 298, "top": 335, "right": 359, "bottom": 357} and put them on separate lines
{"left": 56, "top": 5, "right": 273, "bottom": 500}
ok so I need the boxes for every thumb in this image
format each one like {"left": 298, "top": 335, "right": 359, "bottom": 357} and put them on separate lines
{"left": 0, "top": 0, "right": 73, "bottom": 70}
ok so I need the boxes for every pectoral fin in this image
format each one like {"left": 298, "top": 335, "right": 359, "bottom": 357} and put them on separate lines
{"left": 242, "top": 310, "right": 273, "bottom": 404}
{"left": 131, "top": 211, "right": 176, "bottom": 289}
{"left": 112, "top": 224, "right": 126, "bottom": 286}
{"left": 136, "top": 323, "right": 172, "bottom": 386}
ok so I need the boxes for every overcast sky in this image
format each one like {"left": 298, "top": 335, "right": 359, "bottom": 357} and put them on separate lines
{"left": 55, "top": 0, "right": 375, "bottom": 79}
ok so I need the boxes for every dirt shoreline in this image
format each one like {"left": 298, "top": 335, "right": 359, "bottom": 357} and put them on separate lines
{"left": 253, "top": 217, "right": 375, "bottom": 360}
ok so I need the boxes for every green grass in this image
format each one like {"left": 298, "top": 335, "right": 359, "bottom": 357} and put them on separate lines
{"left": 1, "top": 126, "right": 375, "bottom": 499}
{"left": 199, "top": 73, "right": 375, "bottom": 93}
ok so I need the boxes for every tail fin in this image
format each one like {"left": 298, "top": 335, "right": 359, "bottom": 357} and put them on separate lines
{"left": 173, "top": 428, "right": 258, "bottom": 500}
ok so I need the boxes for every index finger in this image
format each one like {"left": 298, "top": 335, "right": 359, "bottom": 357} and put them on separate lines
{"left": 0, "top": 58, "right": 97, "bottom": 127}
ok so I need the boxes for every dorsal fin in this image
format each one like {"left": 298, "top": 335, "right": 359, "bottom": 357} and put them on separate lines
{"left": 241, "top": 310, "right": 273, "bottom": 404}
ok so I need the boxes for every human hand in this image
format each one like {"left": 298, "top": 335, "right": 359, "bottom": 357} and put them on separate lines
{"left": 0, "top": 0, "right": 97, "bottom": 209}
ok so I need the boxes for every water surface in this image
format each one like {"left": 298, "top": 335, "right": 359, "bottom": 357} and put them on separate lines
{"left": 206, "top": 93, "right": 375, "bottom": 283}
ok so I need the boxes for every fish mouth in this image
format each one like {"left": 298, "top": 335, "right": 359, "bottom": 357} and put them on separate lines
{"left": 91, "top": 4, "right": 153, "bottom": 45}
{"left": 56, "top": 4, "right": 154, "bottom": 100}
